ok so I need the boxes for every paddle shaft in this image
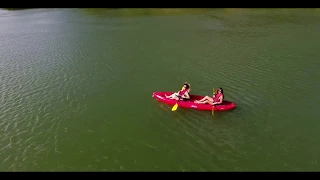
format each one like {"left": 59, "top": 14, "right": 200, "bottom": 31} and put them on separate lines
{"left": 172, "top": 96, "right": 182, "bottom": 111}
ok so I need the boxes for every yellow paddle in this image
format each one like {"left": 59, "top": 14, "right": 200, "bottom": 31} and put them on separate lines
{"left": 212, "top": 88, "right": 215, "bottom": 116}
{"left": 172, "top": 101, "right": 179, "bottom": 111}
{"left": 171, "top": 86, "right": 185, "bottom": 111}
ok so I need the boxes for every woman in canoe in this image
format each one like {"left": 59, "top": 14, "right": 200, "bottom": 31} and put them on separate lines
{"left": 194, "top": 87, "right": 224, "bottom": 105}
{"left": 165, "top": 82, "right": 191, "bottom": 101}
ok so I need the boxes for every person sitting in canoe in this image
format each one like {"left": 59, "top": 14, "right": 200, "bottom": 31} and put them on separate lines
{"left": 194, "top": 87, "right": 224, "bottom": 105}
{"left": 165, "top": 83, "right": 191, "bottom": 101}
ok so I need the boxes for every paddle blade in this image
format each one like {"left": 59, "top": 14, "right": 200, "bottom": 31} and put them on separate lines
{"left": 212, "top": 106, "right": 214, "bottom": 116}
{"left": 172, "top": 103, "right": 178, "bottom": 111}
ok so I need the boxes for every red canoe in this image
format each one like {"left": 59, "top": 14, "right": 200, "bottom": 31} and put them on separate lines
{"left": 152, "top": 92, "right": 236, "bottom": 111}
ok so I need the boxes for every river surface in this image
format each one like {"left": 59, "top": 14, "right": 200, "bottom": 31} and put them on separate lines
{"left": 0, "top": 8, "right": 320, "bottom": 171}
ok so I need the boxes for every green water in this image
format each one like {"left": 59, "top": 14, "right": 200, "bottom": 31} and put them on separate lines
{"left": 0, "top": 8, "right": 320, "bottom": 171}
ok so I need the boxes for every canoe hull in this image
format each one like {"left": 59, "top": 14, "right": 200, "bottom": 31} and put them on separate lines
{"left": 152, "top": 92, "right": 236, "bottom": 111}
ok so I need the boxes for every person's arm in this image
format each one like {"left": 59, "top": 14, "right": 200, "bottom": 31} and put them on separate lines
{"left": 212, "top": 95, "right": 223, "bottom": 105}
{"left": 183, "top": 91, "right": 190, "bottom": 99}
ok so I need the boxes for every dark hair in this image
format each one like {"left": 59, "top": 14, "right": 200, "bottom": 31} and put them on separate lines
{"left": 219, "top": 87, "right": 223, "bottom": 94}
{"left": 184, "top": 83, "right": 190, "bottom": 89}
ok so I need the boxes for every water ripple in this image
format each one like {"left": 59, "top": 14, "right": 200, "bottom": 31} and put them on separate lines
{"left": 1, "top": 8, "right": 319, "bottom": 171}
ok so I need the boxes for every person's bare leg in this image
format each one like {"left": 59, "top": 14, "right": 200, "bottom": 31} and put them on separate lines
{"left": 196, "top": 99, "right": 213, "bottom": 104}
{"left": 195, "top": 96, "right": 211, "bottom": 103}
{"left": 165, "top": 93, "right": 175, "bottom": 99}
{"left": 194, "top": 96, "right": 206, "bottom": 103}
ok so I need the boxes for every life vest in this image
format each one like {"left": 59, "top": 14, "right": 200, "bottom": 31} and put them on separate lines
{"left": 178, "top": 89, "right": 188, "bottom": 96}
{"left": 214, "top": 93, "right": 223, "bottom": 102}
